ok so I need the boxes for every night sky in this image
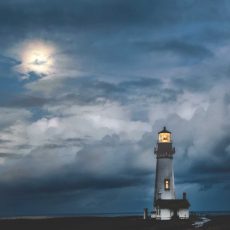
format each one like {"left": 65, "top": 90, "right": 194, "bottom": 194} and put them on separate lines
{"left": 0, "top": 0, "right": 229, "bottom": 217}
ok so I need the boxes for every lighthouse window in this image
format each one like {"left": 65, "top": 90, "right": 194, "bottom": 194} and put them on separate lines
{"left": 159, "top": 133, "right": 171, "bottom": 143}
{"left": 164, "top": 179, "right": 170, "bottom": 190}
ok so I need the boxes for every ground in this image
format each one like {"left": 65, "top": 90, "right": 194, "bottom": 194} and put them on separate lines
{"left": 0, "top": 215, "right": 228, "bottom": 230}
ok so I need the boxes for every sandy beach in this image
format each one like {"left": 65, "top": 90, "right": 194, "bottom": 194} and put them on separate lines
{"left": 0, "top": 215, "right": 228, "bottom": 230}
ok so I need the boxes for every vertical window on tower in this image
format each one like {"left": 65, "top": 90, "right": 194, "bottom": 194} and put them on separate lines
{"left": 164, "top": 179, "right": 170, "bottom": 190}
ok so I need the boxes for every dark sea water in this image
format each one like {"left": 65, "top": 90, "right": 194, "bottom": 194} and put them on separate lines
{"left": 190, "top": 211, "right": 230, "bottom": 216}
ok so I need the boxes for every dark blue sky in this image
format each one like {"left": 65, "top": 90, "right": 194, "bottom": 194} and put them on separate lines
{"left": 0, "top": 0, "right": 229, "bottom": 217}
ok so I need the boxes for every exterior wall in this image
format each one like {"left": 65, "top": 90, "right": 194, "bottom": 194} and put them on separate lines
{"left": 159, "top": 209, "right": 171, "bottom": 220}
{"left": 155, "top": 158, "right": 175, "bottom": 201}
{"left": 154, "top": 208, "right": 189, "bottom": 220}
{"left": 178, "top": 209, "right": 189, "bottom": 219}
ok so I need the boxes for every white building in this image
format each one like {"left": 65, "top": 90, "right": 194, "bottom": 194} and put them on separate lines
{"left": 152, "top": 127, "right": 190, "bottom": 220}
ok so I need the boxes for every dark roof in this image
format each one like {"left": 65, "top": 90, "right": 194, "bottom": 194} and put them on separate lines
{"left": 158, "top": 126, "right": 171, "bottom": 134}
{"left": 155, "top": 199, "right": 190, "bottom": 209}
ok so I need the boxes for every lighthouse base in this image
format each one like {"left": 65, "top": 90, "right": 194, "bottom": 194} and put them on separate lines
{"left": 152, "top": 199, "right": 190, "bottom": 220}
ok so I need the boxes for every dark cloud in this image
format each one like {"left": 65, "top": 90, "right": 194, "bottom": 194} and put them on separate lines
{"left": 0, "top": 94, "right": 49, "bottom": 108}
{"left": 172, "top": 76, "right": 208, "bottom": 92}
{"left": 135, "top": 40, "right": 213, "bottom": 59}
{"left": 0, "top": 77, "right": 182, "bottom": 110}
{"left": 0, "top": 0, "right": 229, "bottom": 29}
{"left": 0, "top": 0, "right": 182, "bottom": 29}
{"left": 0, "top": 139, "right": 11, "bottom": 144}
{"left": 0, "top": 152, "right": 20, "bottom": 159}
{"left": 59, "top": 77, "right": 182, "bottom": 105}
{"left": 0, "top": 55, "right": 19, "bottom": 71}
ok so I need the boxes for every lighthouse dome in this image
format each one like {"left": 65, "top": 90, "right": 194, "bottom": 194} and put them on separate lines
{"left": 158, "top": 126, "right": 171, "bottom": 134}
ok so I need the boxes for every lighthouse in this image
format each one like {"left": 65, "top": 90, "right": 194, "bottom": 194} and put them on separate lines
{"left": 152, "top": 127, "right": 190, "bottom": 220}
{"left": 154, "top": 126, "right": 175, "bottom": 201}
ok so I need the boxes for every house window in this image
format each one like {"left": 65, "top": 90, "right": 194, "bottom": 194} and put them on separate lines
{"left": 164, "top": 179, "right": 170, "bottom": 190}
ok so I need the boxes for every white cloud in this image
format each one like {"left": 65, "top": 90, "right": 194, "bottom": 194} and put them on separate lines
{"left": 40, "top": 100, "right": 151, "bottom": 141}
{"left": 148, "top": 91, "right": 209, "bottom": 124}
{"left": 0, "top": 108, "right": 31, "bottom": 155}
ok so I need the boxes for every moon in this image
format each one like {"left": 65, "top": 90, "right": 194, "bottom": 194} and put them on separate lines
{"left": 18, "top": 40, "right": 56, "bottom": 76}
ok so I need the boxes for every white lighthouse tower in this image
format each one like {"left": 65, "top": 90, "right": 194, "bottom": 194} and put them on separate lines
{"left": 152, "top": 127, "right": 190, "bottom": 220}
{"left": 154, "top": 126, "right": 175, "bottom": 201}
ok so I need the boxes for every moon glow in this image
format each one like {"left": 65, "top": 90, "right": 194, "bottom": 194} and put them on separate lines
{"left": 19, "top": 40, "right": 56, "bottom": 76}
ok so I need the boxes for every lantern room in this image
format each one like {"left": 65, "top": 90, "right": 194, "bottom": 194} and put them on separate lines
{"left": 158, "top": 126, "right": 171, "bottom": 143}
